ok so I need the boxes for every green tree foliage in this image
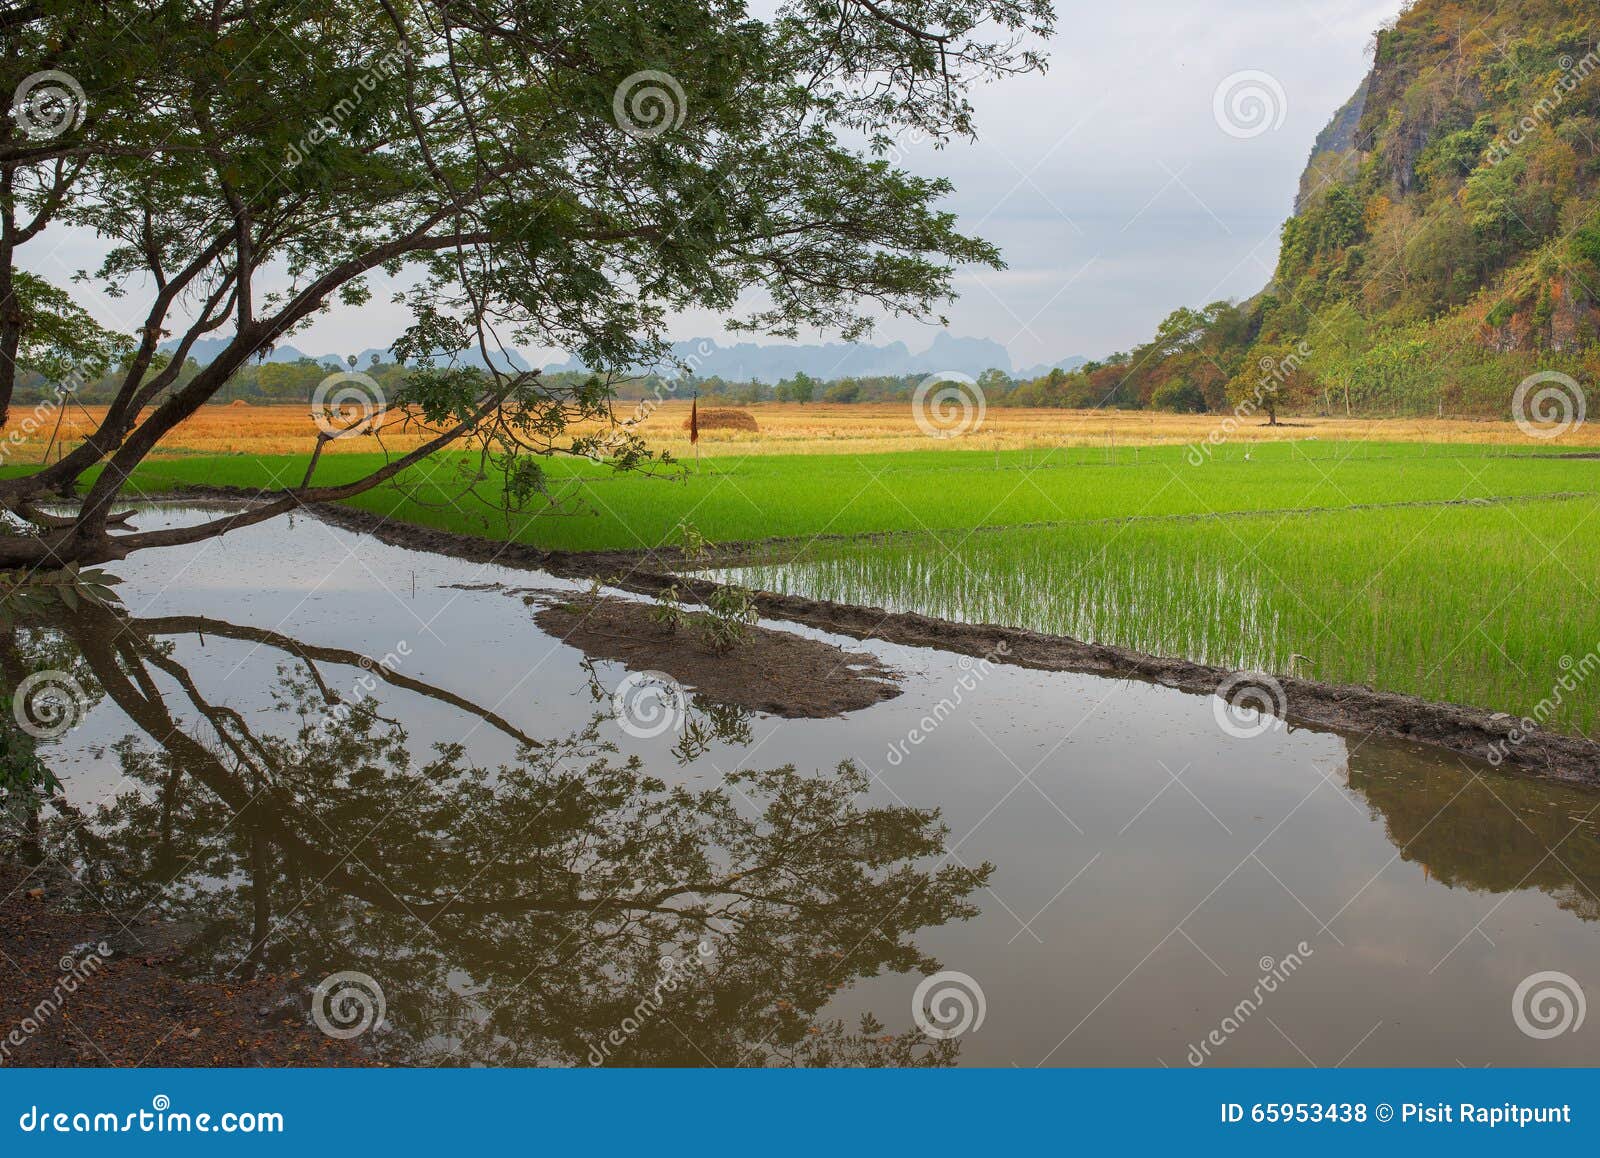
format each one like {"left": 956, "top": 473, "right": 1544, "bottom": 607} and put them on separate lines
{"left": 997, "top": 302, "right": 1252, "bottom": 412}
{"left": 1150, "top": 379, "right": 1208, "bottom": 413}
{"left": 1225, "top": 341, "right": 1313, "bottom": 425}
{"left": 776, "top": 371, "right": 818, "bottom": 403}
{"left": 0, "top": 0, "right": 1054, "bottom": 568}
{"left": 3, "top": 273, "right": 132, "bottom": 418}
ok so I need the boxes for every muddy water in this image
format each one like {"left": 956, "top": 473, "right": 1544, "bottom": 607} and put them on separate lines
{"left": 8, "top": 506, "right": 1599, "bottom": 1067}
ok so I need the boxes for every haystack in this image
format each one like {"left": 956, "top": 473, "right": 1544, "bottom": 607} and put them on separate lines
{"left": 685, "top": 408, "right": 759, "bottom": 433}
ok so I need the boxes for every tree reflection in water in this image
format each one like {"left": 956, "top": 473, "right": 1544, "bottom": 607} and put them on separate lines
{"left": 1345, "top": 754, "right": 1600, "bottom": 922}
{"left": 4, "top": 605, "right": 991, "bottom": 1066}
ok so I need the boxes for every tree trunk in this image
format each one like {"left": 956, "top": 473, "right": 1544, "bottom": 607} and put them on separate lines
{"left": 0, "top": 165, "right": 19, "bottom": 428}
{"left": 0, "top": 390, "right": 499, "bottom": 569}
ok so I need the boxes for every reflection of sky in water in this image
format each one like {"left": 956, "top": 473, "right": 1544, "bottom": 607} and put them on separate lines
{"left": 36, "top": 506, "right": 1600, "bottom": 1067}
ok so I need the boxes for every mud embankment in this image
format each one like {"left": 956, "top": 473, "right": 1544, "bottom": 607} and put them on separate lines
{"left": 521, "top": 590, "right": 901, "bottom": 718}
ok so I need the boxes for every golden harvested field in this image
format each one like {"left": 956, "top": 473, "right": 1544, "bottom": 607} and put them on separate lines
{"left": 8, "top": 399, "right": 1597, "bottom": 462}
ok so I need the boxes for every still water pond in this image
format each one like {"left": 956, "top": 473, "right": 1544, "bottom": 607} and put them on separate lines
{"left": 10, "top": 507, "right": 1599, "bottom": 1066}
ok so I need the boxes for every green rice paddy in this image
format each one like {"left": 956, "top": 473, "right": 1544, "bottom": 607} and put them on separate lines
{"left": 27, "top": 439, "right": 1600, "bottom": 732}
{"left": 105, "top": 439, "right": 1593, "bottom": 554}
{"left": 715, "top": 492, "right": 1600, "bottom": 737}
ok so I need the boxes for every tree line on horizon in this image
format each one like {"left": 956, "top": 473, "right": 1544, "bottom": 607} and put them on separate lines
{"left": 10, "top": 0, "right": 1600, "bottom": 435}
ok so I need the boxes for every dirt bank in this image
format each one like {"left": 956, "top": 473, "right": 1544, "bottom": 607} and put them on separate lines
{"left": 127, "top": 493, "right": 1600, "bottom": 786}
{"left": 519, "top": 589, "right": 901, "bottom": 717}
{"left": 0, "top": 863, "right": 369, "bottom": 1067}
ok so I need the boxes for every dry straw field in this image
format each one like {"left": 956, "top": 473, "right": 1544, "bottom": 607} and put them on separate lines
{"left": 8, "top": 399, "right": 1597, "bottom": 464}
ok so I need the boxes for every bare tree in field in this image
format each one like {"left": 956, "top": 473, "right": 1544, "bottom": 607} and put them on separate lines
{"left": 0, "top": 0, "right": 1052, "bottom": 569}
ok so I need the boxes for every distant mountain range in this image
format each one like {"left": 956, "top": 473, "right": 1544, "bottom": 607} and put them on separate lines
{"left": 543, "top": 333, "right": 1086, "bottom": 382}
{"left": 158, "top": 336, "right": 531, "bottom": 373}
{"left": 166, "top": 332, "right": 1084, "bottom": 383}
{"left": 1015, "top": 355, "right": 1089, "bottom": 379}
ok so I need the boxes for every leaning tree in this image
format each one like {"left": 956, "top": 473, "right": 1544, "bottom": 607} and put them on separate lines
{"left": 0, "top": 0, "right": 1052, "bottom": 568}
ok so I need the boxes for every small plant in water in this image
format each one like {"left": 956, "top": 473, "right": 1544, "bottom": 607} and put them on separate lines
{"left": 701, "top": 583, "right": 758, "bottom": 652}
{"left": 670, "top": 521, "right": 712, "bottom": 563}
{"left": 651, "top": 583, "right": 687, "bottom": 634}
{"left": 672, "top": 699, "right": 756, "bottom": 763}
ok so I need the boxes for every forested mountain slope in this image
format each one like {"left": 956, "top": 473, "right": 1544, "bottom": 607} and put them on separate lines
{"left": 1004, "top": 0, "right": 1600, "bottom": 418}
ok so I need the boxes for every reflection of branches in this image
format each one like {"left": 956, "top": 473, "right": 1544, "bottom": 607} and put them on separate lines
{"left": 134, "top": 614, "right": 540, "bottom": 749}
{"left": 16, "top": 604, "right": 989, "bottom": 1067}
{"left": 674, "top": 699, "right": 754, "bottom": 763}
{"left": 1344, "top": 755, "right": 1600, "bottom": 921}
{"left": 575, "top": 655, "right": 755, "bottom": 764}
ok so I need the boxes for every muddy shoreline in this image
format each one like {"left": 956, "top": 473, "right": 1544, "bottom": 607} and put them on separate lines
{"left": 126, "top": 491, "right": 1600, "bottom": 785}
{"left": 0, "top": 864, "right": 369, "bottom": 1067}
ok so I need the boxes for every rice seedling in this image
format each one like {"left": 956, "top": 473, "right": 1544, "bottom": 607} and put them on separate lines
{"left": 714, "top": 496, "right": 1600, "bottom": 736}
{"left": 17, "top": 434, "right": 1600, "bottom": 731}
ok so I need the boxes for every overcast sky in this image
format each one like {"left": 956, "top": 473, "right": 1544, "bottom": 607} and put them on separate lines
{"left": 665, "top": 0, "right": 1411, "bottom": 368}
{"left": 909, "top": 0, "right": 1410, "bottom": 366}
{"left": 22, "top": 0, "right": 1409, "bottom": 369}
{"left": 877, "top": 0, "right": 1412, "bottom": 368}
